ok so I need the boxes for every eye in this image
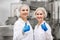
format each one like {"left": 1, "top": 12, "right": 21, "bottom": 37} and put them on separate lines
{"left": 22, "top": 9, "right": 25, "bottom": 11}
{"left": 26, "top": 9, "right": 28, "bottom": 11}
{"left": 36, "top": 13, "right": 39, "bottom": 15}
{"left": 40, "top": 13, "right": 43, "bottom": 15}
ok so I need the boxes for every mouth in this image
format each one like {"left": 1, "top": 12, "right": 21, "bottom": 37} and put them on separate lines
{"left": 23, "top": 13, "right": 28, "bottom": 15}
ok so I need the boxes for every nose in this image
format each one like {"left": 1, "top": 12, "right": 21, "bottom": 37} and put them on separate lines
{"left": 24, "top": 10, "right": 28, "bottom": 13}
{"left": 38, "top": 15, "right": 41, "bottom": 16}
{"left": 25, "top": 11, "right": 27, "bottom": 12}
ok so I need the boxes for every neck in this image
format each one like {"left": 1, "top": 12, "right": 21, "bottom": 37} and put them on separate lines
{"left": 20, "top": 17, "right": 27, "bottom": 22}
{"left": 22, "top": 18, "right": 27, "bottom": 22}
{"left": 38, "top": 20, "right": 44, "bottom": 25}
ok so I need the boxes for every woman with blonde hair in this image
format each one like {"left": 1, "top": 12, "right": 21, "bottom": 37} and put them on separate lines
{"left": 34, "top": 7, "right": 53, "bottom": 40}
{"left": 13, "top": 4, "right": 33, "bottom": 40}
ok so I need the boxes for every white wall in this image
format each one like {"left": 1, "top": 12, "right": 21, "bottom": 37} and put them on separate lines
{"left": 0, "top": 0, "right": 20, "bottom": 25}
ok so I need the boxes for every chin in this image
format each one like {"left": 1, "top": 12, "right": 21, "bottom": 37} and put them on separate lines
{"left": 24, "top": 16, "right": 27, "bottom": 18}
{"left": 37, "top": 19, "right": 42, "bottom": 21}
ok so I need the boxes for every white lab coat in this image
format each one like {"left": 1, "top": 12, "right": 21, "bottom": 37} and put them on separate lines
{"left": 34, "top": 21, "right": 53, "bottom": 40}
{"left": 13, "top": 18, "right": 33, "bottom": 40}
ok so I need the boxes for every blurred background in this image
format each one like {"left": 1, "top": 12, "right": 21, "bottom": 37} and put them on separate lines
{"left": 0, "top": 0, "right": 60, "bottom": 40}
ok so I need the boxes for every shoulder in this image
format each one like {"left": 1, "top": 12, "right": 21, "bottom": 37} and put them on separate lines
{"left": 14, "top": 18, "right": 23, "bottom": 27}
{"left": 14, "top": 18, "right": 23, "bottom": 25}
{"left": 14, "top": 19, "right": 20, "bottom": 25}
{"left": 45, "top": 22, "right": 51, "bottom": 31}
{"left": 13, "top": 19, "right": 23, "bottom": 29}
{"left": 45, "top": 22, "right": 51, "bottom": 28}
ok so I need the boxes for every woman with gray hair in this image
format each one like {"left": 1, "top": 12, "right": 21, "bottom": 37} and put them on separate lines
{"left": 13, "top": 4, "right": 33, "bottom": 40}
{"left": 34, "top": 7, "right": 53, "bottom": 40}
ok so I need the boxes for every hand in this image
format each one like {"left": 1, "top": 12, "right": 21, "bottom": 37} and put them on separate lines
{"left": 41, "top": 23, "right": 48, "bottom": 31}
{"left": 23, "top": 23, "right": 30, "bottom": 32}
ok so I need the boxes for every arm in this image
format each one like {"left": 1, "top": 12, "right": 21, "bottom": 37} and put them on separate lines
{"left": 25, "top": 22, "right": 33, "bottom": 40}
{"left": 45, "top": 24, "right": 53, "bottom": 40}
{"left": 13, "top": 22, "right": 24, "bottom": 40}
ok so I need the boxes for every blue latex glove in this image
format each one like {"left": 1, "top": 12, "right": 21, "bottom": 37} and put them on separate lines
{"left": 41, "top": 23, "right": 48, "bottom": 31}
{"left": 23, "top": 23, "right": 30, "bottom": 32}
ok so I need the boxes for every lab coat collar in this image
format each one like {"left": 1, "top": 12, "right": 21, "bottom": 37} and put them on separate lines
{"left": 37, "top": 21, "right": 46, "bottom": 26}
{"left": 18, "top": 18, "right": 28, "bottom": 23}
{"left": 41, "top": 21, "right": 46, "bottom": 25}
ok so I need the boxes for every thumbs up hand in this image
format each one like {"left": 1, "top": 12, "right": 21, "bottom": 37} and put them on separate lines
{"left": 23, "top": 23, "right": 30, "bottom": 32}
{"left": 41, "top": 23, "right": 48, "bottom": 31}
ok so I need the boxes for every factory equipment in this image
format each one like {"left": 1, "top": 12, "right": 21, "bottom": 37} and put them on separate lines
{"left": 0, "top": 1, "right": 60, "bottom": 40}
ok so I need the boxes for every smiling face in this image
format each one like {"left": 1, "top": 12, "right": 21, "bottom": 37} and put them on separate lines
{"left": 20, "top": 5, "right": 29, "bottom": 19}
{"left": 35, "top": 10, "right": 45, "bottom": 22}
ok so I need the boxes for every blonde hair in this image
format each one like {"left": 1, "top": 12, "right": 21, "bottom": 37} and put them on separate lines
{"left": 34, "top": 7, "right": 47, "bottom": 18}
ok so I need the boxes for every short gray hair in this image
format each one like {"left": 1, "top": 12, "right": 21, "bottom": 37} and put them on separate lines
{"left": 19, "top": 4, "right": 30, "bottom": 13}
